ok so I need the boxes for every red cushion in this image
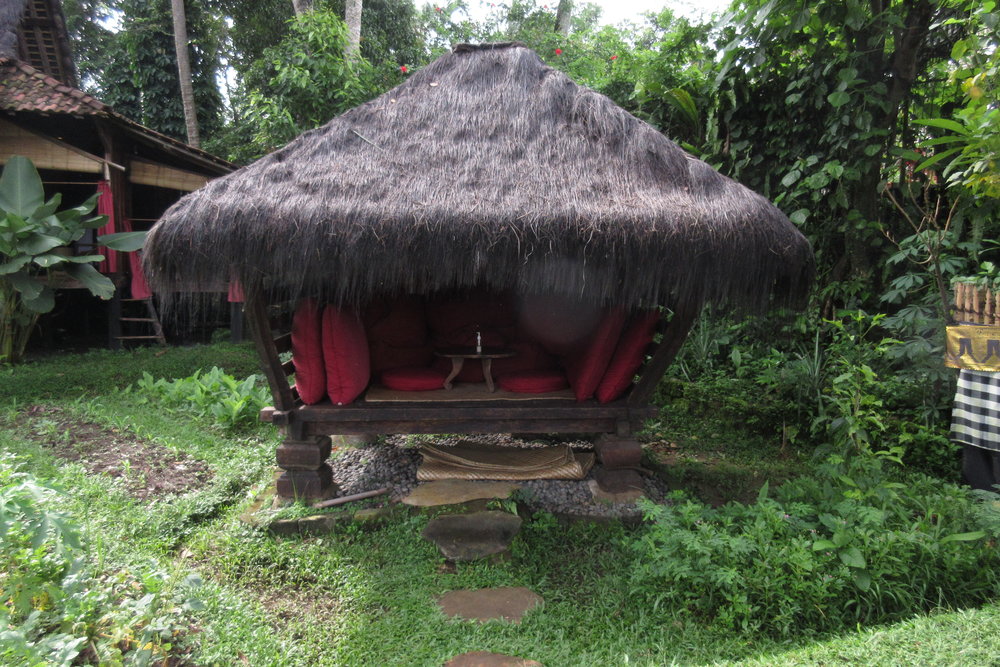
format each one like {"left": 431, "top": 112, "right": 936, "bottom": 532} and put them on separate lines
{"left": 381, "top": 366, "right": 448, "bottom": 391}
{"left": 431, "top": 324, "right": 513, "bottom": 350}
{"left": 322, "top": 305, "right": 370, "bottom": 405}
{"left": 364, "top": 296, "right": 428, "bottom": 347}
{"left": 564, "top": 307, "right": 628, "bottom": 401}
{"left": 291, "top": 298, "right": 326, "bottom": 405}
{"left": 492, "top": 340, "right": 557, "bottom": 377}
{"left": 426, "top": 291, "right": 516, "bottom": 335}
{"left": 369, "top": 340, "right": 435, "bottom": 375}
{"left": 596, "top": 310, "right": 661, "bottom": 403}
{"left": 498, "top": 370, "right": 569, "bottom": 394}
{"left": 518, "top": 294, "right": 602, "bottom": 356}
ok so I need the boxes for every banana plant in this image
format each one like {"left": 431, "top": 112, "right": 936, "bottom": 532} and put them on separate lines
{"left": 0, "top": 156, "right": 147, "bottom": 363}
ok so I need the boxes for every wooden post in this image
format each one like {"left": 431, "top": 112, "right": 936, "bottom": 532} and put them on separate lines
{"left": 230, "top": 302, "right": 244, "bottom": 343}
{"left": 246, "top": 295, "right": 295, "bottom": 411}
{"left": 108, "top": 282, "right": 123, "bottom": 350}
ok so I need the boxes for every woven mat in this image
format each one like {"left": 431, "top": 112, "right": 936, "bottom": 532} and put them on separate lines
{"left": 417, "top": 444, "right": 594, "bottom": 481}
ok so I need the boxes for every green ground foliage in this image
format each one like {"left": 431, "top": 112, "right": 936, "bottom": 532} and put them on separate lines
{"left": 5, "top": 0, "right": 1000, "bottom": 661}
{"left": 0, "top": 340, "right": 996, "bottom": 664}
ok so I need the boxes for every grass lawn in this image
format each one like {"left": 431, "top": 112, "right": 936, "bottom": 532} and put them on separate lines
{"left": 1, "top": 343, "right": 998, "bottom": 665}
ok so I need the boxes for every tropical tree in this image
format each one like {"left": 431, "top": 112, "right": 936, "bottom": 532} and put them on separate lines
{"left": 171, "top": 0, "right": 201, "bottom": 147}
{"left": 699, "top": 0, "right": 976, "bottom": 311}
{"left": 64, "top": 0, "right": 224, "bottom": 144}
{"left": 345, "top": 0, "right": 362, "bottom": 58}
{"left": 233, "top": 8, "right": 380, "bottom": 160}
{"left": 555, "top": 0, "right": 573, "bottom": 34}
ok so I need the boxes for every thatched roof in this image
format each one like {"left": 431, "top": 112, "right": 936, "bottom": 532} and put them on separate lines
{"left": 146, "top": 42, "right": 813, "bottom": 311}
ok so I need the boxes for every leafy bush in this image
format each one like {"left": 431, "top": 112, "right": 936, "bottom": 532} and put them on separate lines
{"left": 0, "top": 458, "right": 204, "bottom": 665}
{"left": 630, "top": 451, "right": 1000, "bottom": 636}
{"left": 134, "top": 366, "right": 270, "bottom": 431}
{"left": 0, "top": 342, "right": 260, "bottom": 403}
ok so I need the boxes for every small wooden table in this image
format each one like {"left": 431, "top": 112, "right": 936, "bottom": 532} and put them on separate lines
{"left": 435, "top": 347, "right": 516, "bottom": 392}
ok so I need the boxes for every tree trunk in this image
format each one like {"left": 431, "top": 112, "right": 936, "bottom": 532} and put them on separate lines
{"left": 292, "top": 0, "right": 313, "bottom": 15}
{"left": 345, "top": 0, "right": 362, "bottom": 59}
{"left": 170, "top": 0, "right": 200, "bottom": 148}
{"left": 554, "top": 0, "right": 573, "bottom": 35}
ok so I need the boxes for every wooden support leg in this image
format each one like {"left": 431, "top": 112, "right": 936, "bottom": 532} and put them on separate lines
{"left": 275, "top": 436, "right": 338, "bottom": 500}
{"left": 593, "top": 434, "right": 645, "bottom": 494}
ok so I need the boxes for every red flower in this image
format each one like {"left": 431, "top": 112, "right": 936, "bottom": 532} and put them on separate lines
{"left": 555, "top": 48, "right": 562, "bottom": 55}
{"left": 610, "top": 54, "right": 618, "bottom": 60}
{"left": 400, "top": 65, "right": 408, "bottom": 73}
{"left": 434, "top": 5, "right": 441, "bottom": 11}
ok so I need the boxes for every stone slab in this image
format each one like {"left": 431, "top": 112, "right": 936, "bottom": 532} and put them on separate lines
{"left": 437, "top": 587, "right": 543, "bottom": 623}
{"left": 403, "top": 480, "right": 521, "bottom": 507}
{"left": 587, "top": 479, "right": 644, "bottom": 505}
{"left": 444, "top": 651, "right": 542, "bottom": 666}
{"left": 422, "top": 511, "right": 522, "bottom": 561}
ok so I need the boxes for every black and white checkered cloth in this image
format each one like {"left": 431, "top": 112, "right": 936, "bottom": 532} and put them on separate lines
{"left": 951, "top": 369, "right": 1000, "bottom": 452}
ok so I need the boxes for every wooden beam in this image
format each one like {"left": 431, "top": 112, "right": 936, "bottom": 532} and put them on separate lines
{"left": 627, "top": 301, "right": 701, "bottom": 406}
{"left": 293, "top": 402, "right": 652, "bottom": 422}
{"left": 119, "top": 124, "right": 231, "bottom": 176}
{"left": 286, "top": 401, "right": 657, "bottom": 436}
{"left": 304, "top": 417, "right": 630, "bottom": 436}
{"left": 247, "top": 296, "right": 296, "bottom": 411}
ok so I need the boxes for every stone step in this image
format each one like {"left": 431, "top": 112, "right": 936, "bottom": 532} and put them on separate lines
{"left": 444, "top": 651, "right": 542, "bottom": 666}
{"left": 421, "top": 510, "right": 522, "bottom": 561}
{"left": 437, "top": 587, "right": 543, "bottom": 624}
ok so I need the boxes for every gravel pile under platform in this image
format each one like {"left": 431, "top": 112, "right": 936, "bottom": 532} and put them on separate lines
{"left": 328, "top": 434, "right": 668, "bottom": 519}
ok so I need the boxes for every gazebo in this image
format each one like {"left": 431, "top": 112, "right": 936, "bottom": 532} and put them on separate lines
{"left": 145, "top": 43, "right": 813, "bottom": 500}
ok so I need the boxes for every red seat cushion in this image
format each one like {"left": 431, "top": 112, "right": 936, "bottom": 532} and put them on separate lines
{"left": 498, "top": 370, "right": 569, "bottom": 394}
{"left": 322, "top": 305, "right": 370, "bottom": 405}
{"left": 364, "top": 296, "right": 428, "bottom": 347}
{"left": 381, "top": 366, "right": 448, "bottom": 391}
{"left": 291, "top": 298, "right": 326, "bottom": 405}
{"left": 564, "top": 307, "right": 628, "bottom": 401}
{"left": 369, "top": 340, "right": 435, "bottom": 375}
{"left": 426, "top": 290, "right": 516, "bottom": 333}
{"left": 596, "top": 310, "right": 661, "bottom": 403}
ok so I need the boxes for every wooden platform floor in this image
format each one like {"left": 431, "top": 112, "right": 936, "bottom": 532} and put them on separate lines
{"left": 364, "top": 383, "right": 575, "bottom": 403}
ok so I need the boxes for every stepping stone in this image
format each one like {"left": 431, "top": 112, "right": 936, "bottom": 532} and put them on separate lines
{"left": 444, "top": 651, "right": 542, "bottom": 666}
{"left": 422, "top": 511, "right": 522, "bottom": 561}
{"left": 587, "top": 479, "right": 644, "bottom": 505}
{"left": 437, "top": 587, "right": 543, "bottom": 623}
{"left": 403, "top": 480, "right": 521, "bottom": 507}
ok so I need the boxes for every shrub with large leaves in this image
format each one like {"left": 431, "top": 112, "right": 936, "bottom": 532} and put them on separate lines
{"left": 0, "top": 156, "right": 145, "bottom": 363}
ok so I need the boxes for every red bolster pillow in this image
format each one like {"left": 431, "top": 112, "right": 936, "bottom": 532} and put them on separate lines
{"left": 291, "top": 298, "right": 326, "bottom": 405}
{"left": 595, "top": 310, "right": 661, "bottom": 403}
{"left": 322, "top": 305, "right": 370, "bottom": 405}
{"left": 564, "top": 307, "right": 628, "bottom": 401}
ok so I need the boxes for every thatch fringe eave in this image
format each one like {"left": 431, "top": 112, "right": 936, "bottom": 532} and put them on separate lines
{"left": 144, "top": 42, "right": 813, "bottom": 313}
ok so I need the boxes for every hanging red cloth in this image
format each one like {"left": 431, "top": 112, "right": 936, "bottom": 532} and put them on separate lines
{"left": 96, "top": 181, "right": 118, "bottom": 274}
{"left": 119, "top": 218, "right": 153, "bottom": 300}
{"left": 227, "top": 279, "right": 244, "bottom": 303}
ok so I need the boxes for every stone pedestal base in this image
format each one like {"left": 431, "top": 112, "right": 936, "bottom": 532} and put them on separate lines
{"left": 275, "top": 435, "right": 336, "bottom": 500}
{"left": 594, "top": 466, "right": 644, "bottom": 494}
{"left": 594, "top": 435, "right": 643, "bottom": 468}
{"left": 593, "top": 436, "right": 645, "bottom": 494}
{"left": 276, "top": 463, "right": 337, "bottom": 500}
